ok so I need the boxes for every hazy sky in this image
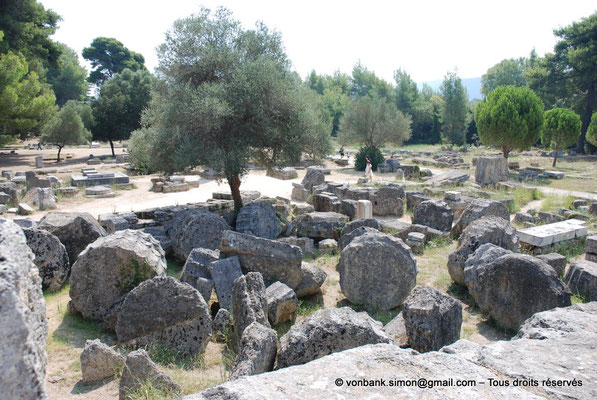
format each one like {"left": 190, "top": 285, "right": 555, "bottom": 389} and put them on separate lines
{"left": 40, "top": 0, "right": 596, "bottom": 83}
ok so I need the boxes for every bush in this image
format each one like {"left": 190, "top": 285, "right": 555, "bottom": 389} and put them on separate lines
{"left": 354, "top": 146, "right": 384, "bottom": 172}
{"left": 129, "top": 127, "right": 157, "bottom": 174}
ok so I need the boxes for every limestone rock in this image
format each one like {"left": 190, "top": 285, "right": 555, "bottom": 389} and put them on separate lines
{"left": 232, "top": 272, "right": 270, "bottom": 346}
{"left": 338, "top": 231, "right": 417, "bottom": 310}
{"left": 342, "top": 218, "right": 381, "bottom": 236}
{"left": 119, "top": 349, "right": 180, "bottom": 400}
{"left": 565, "top": 259, "right": 597, "bottom": 301}
{"left": 212, "top": 308, "right": 232, "bottom": 337}
{"left": 373, "top": 185, "right": 404, "bottom": 216}
{"left": 116, "top": 276, "right": 212, "bottom": 355}
{"left": 69, "top": 229, "right": 166, "bottom": 321}
{"left": 142, "top": 226, "right": 172, "bottom": 255}
{"left": 448, "top": 216, "right": 518, "bottom": 286}
{"left": 278, "top": 236, "right": 314, "bottom": 258}
{"left": 462, "top": 243, "right": 512, "bottom": 294}
{"left": 338, "top": 226, "right": 379, "bottom": 250}
{"left": 301, "top": 168, "right": 325, "bottom": 191}
{"left": 236, "top": 202, "right": 283, "bottom": 239}
{"left": 383, "top": 312, "right": 409, "bottom": 347}
{"left": 296, "top": 211, "right": 348, "bottom": 240}
{"left": 451, "top": 199, "right": 510, "bottom": 237}
{"left": 266, "top": 282, "right": 298, "bottom": 325}
{"left": 402, "top": 286, "right": 462, "bottom": 352}
{"left": 23, "top": 228, "right": 70, "bottom": 291}
{"left": 465, "top": 253, "right": 571, "bottom": 330}
{"left": 317, "top": 238, "right": 338, "bottom": 255}
{"left": 180, "top": 248, "right": 219, "bottom": 302}
{"left": 474, "top": 157, "right": 508, "bottom": 185}
{"left": 230, "top": 322, "right": 277, "bottom": 380}
{"left": 165, "top": 210, "right": 229, "bottom": 261}
{"left": 210, "top": 256, "right": 243, "bottom": 310}
{"left": 276, "top": 307, "right": 389, "bottom": 368}
{"left": 80, "top": 339, "right": 125, "bottom": 382}
{"left": 0, "top": 219, "right": 48, "bottom": 400}
{"left": 220, "top": 230, "right": 302, "bottom": 289}
{"left": 294, "top": 262, "right": 327, "bottom": 298}
{"left": 412, "top": 199, "right": 454, "bottom": 232}
{"left": 536, "top": 253, "right": 567, "bottom": 277}
{"left": 37, "top": 211, "right": 107, "bottom": 264}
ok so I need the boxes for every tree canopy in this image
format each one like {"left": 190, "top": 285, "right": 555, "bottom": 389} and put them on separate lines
{"left": 583, "top": 112, "right": 597, "bottom": 148}
{"left": 481, "top": 58, "right": 527, "bottom": 97}
{"left": 475, "top": 85, "right": 544, "bottom": 158}
{"left": 440, "top": 71, "right": 469, "bottom": 145}
{"left": 41, "top": 100, "right": 92, "bottom": 161}
{"left": 542, "top": 108, "right": 581, "bottom": 166}
{"left": 82, "top": 37, "right": 146, "bottom": 86}
{"left": 132, "top": 7, "right": 330, "bottom": 211}
{"left": 92, "top": 68, "right": 155, "bottom": 155}
{"left": 46, "top": 44, "right": 88, "bottom": 106}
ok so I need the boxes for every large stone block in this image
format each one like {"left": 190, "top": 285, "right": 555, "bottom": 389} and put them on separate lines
{"left": 236, "top": 202, "right": 282, "bottom": 239}
{"left": 565, "top": 260, "right": 597, "bottom": 301}
{"left": 23, "top": 228, "right": 70, "bottom": 291}
{"left": 412, "top": 199, "right": 453, "bottom": 232}
{"left": 474, "top": 157, "right": 508, "bottom": 185}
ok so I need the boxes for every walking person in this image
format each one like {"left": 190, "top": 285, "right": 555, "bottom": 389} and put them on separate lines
{"left": 364, "top": 155, "right": 373, "bottom": 182}
{"left": 339, "top": 145, "right": 345, "bottom": 159}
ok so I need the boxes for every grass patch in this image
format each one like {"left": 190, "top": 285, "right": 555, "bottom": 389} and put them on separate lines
{"left": 416, "top": 241, "right": 456, "bottom": 291}
{"left": 146, "top": 343, "right": 206, "bottom": 371}
{"left": 571, "top": 293, "right": 589, "bottom": 304}
{"left": 425, "top": 235, "right": 453, "bottom": 249}
{"left": 553, "top": 238, "right": 586, "bottom": 261}
{"left": 122, "top": 378, "right": 180, "bottom": 400}
{"left": 540, "top": 194, "right": 576, "bottom": 213}
{"left": 296, "top": 296, "right": 324, "bottom": 317}
{"left": 492, "top": 187, "right": 543, "bottom": 213}
{"left": 166, "top": 258, "right": 184, "bottom": 278}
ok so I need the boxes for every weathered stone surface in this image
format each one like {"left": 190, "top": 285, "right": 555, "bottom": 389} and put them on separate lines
{"left": 339, "top": 231, "right": 416, "bottom": 310}
{"left": 37, "top": 187, "right": 56, "bottom": 210}
{"left": 462, "top": 243, "right": 512, "bottom": 294}
{"left": 180, "top": 248, "right": 219, "bottom": 302}
{"left": 301, "top": 168, "right": 325, "bottom": 191}
{"left": 269, "top": 167, "right": 298, "bottom": 180}
{"left": 586, "top": 235, "right": 597, "bottom": 254}
{"left": 69, "top": 229, "right": 166, "bottom": 321}
{"left": 465, "top": 254, "right": 571, "bottom": 330}
{"left": 278, "top": 236, "right": 314, "bottom": 258}
{"left": 294, "top": 262, "right": 327, "bottom": 298}
{"left": 450, "top": 199, "right": 510, "bottom": 237}
{"left": 142, "top": 226, "right": 172, "bottom": 255}
{"left": 291, "top": 202, "right": 313, "bottom": 215}
{"left": 291, "top": 183, "right": 308, "bottom": 202}
{"left": 23, "top": 228, "right": 70, "bottom": 291}
{"left": 338, "top": 226, "right": 379, "bottom": 250}
{"left": 537, "top": 253, "right": 567, "bottom": 277}
{"left": 266, "top": 282, "right": 298, "bottom": 325}
{"left": 317, "top": 238, "right": 338, "bottom": 255}
{"left": 98, "top": 214, "right": 129, "bottom": 234}
{"left": 232, "top": 272, "right": 270, "bottom": 346}
{"left": 405, "top": 191, "right": 430, "bottom": 210}
{"left": 448, "top": 216, "right": 518, "bottom": 286}
{"left": 402, "top": 286, "right": 462, "bottom": 352}
{"left": 424, "top": 170, "right": 469, "bottom": 186}
{"left": 0, "top": 181, "right": 19, "bottom": 203}
{"left": 340, "top": 199, "right": 358, "bottom": 219}
{"left": 565, "top": 259, "right": 597, "bottom": 301}
{"left": 230, "top": 322, "right": 278, "bottom": 380}
{"left": 276, "top": 307, "right": 389, "bottom": 368}
{"left": 517, "top": 219, "right": 587, "bottom": 248}
{"left": 474, "top": 157, "right": 508, "bottom": 185}
{"left": 236, "top": 202, "right": 283, "bottom": 239}
{"left": 165, "top": 210, "right": 230, "bottom": 261}
{"left": 0, "top": 219, "right": 48, "bottom": 400}
{"left": 296, "top": 211, "right": 348, "bottom": 240}
{"left": 116, "top": 276, "right": 212, "bottom": 355}
{"left": 383, "top": 312, "right": 409, "bottom": 347}
{"left": 355, "top": 199, "right": 372, "bottom": 219}
{"left": 38, "top": 211, "right": 107, "bottom": 264}
{"left": 220, "top": 230, "right": 302, "bottom": 289}
{"left": 210, "top": 256, "right": 243, "bottom": 310}
{"left": 312, "top": 192, "right": 341, "bottom": 213}
{"left": 342, "top": 218, "right": 380, "bottom": 236}
{"left": 373, "top": 185, "right": 404, "bottom": 216}
{"left": 212, "top": 308, "right": 232, "bottom": 336}
{"left": 412, "top": 199, "right": 454, "bottom": 232}
{"left": 119, "top": 349, "right": 180, "bottom": 400}
{"left": 80, "top": 339, "right": 125, "bottom": 382}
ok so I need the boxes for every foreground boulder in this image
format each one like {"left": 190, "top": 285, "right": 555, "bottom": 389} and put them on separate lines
{"left": 276, "top": 307, "right": 390, "bottom": 369}
{"left": 402, "top": 286, "right": 462, "bottom": 352}
{"left": 166, "top": 211, "right": 229, "bottom": 261}
{"left": 412, "top": 199, "right": 454, "bottom": 232}
{"left": 220, "top": 231, "right": 302, "bottom": 289}
{"left": 182, "top": 303, "right": 597, "bottom": 400}
{"left": 565, "top": 259, "right": 597, "bottom": 301}
{"left": 119, "top": 349, "right": 180, "bottom": 400}
{"left": 342, "top": 218, "right": 381, "bottom": 236}
{"left": 230, "top": 322, "right": 278, "bottom": 380}
{"left": 210, "top": 256, "right": 243, "bottom": 310}
{"left": 37, "top": 211, "right": 107, "bottom": 264}
{"left": 465, "top": 254, "right": 571, "bottom": 330}
{"left": 0, "top": 220, "right": 48, "bottom": 400}
{"left": 115, "top": 277, "right": 212, "bottom": 355}
{"left": 448, "top": 216, "right": 518, "bottom": 286}
{"left": 450, "top": 199, "right": 510, "bottom": 237}
{"left": 69, "top": 229, "right": 167, "bottom": 321}
{"left": 294, "top": 262, "right": 327, "bottom": 298}
{"left": 338, "top": 226, "right": 378, "bottom": 250}
{"left": 232, "top": 272, "right": 270, "bottom": 347}
{"left": 536, "top": 253, "right": 567, "bottom": 277}
{"left": 23, "top": 228, "right": 70, "bottom": 291}
{"left": 296, "top": 212, "right": 348, "bottom": 240}
{"left": 338, "top": 231, "right": 417, "bottom": 310}
{"left": 80, "top": 339, "right": 125, "bottom": 383}
{"left": 235, "top": 202, "right": 282, "bottom": 239}
{"left": 266, "top": 282, "right": 298, "bottom": 325}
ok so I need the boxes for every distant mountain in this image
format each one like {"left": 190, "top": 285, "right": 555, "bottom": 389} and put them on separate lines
{"left": 418, "top": 77, "right": 482, "bottom": 101}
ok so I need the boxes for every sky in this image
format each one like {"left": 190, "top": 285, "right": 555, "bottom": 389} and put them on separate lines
{"left": 40, "top": 0, "right": 596, "bottom": 83}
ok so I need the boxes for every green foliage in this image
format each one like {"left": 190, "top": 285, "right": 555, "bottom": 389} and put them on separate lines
{"left": 440, "top": 70, "right": 469, "bottom": 145}
{"left": 46, "top": 44, "right": 89, "bottom": 106}
{"left": 0, "top": 51, "right": 57, "bottom": 138}
{"left": 354, "top": 146, "right": 384, "bottom": 172}
{"left": 129, "top": 127, "right": 158, "bottom": 174}
{"left": 92, "top": 68, "right": 155, "bottom": 155}
{"left": 586, "top": 112, "right": 597, "bottom": 147}
{"left": 82, "top": 37, "right": 146, "bottom": 86}
{"left": 146, "top": 342, "right": 205, "bottom": 370}
{"left": 571, "top": 293, "right": 589, "bottom": 304}
{"left": 542, "top": 108, "right": 581, "bottom": 166}
{"left": 0, "top": 0, "right": 62, "bottom": 68}
{"left": 481, "top": 58, "right": 527, "bottom": 97}
{"left": 475, "top": 85, "right": 544, "bottom": 157}
{"left": 338, "top": 95, "right": 411, "bottom": 148}
{"left": 350, "top": 62, "right": 393, "bottom": 99}
{"left": 122, "top": 377, "right": 179, "bottom": 400}
{"left": 394, "top": 68, "right": 419, "bottom": 114}
{"left": 41, "top": 100, "right": 91, "bottom": 160}
{"left": 117, "top": 258, "right": 151, "bottom": 294}
{"left": 553, "top": 238, "right": 586, "bottom": 262}
{"left": 296, "top": 296, "right": 324, "bottom": 316}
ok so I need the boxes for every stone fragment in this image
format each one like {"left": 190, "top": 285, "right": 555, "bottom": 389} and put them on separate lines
{"left": 165, "top": 210, "right": 229, "bottom": 261}
{"left": 412, "top": 199, "right": 453, "bottom": 232}
{"left": 338, "top": 231, "right": 417, "bottom": 310}
{"left": 180, "top": 248, "right": 219, "bottom": 302}
{"left": 212, "top": 308, "right": 232, "bottom": 337}
{"left": 373, "top": 185, "right": 404, "bottom": 216}
{"left": 266, "top": 282, "right": 298, "bottom": 325}
{"left": 536, "top": 253, "right": 567, "bottom": 277}
{"left": 450, "top": 199, "right": 510, "bottom": 238}
{"left": 210, "top": 256, "right": 243, "bottom": 310}
{"left": 18, "top": 203, "right": 34, "bottom": 215}
{"left": 236, "top": 202, "right": 283, "bottom": 239}
{"left": 80, "top": 339, "right": 125, "bottom": 382}
{"left": 230, "top": 322, "right": 278, "bottom": 380}
{"left": 474, "top": 157, "right": 508, "bottom": 185}
{"left": 317, "top": 238, "right": 338, "bottom": 255}
{"left": 301, "top": 168, "right": 325, "bottom": 191}
{"left": 278, "top": 236, "right": 315, "bottom": 258}
{"left": 232, "top": 272, "right": 270, "bottom": 346}
{"left": 356, "top": 200, "right": 372, "bottom": 219}
{"left": 565, "top": 259, "right": 597, "bottom": 301}
{"left": 383, "top": 312, "right": 409, "bottom": 347}
{"left": 119, "top": 349, "right": 180, "bottom": 400}
{"left": 296, "top": 211, "right": 348, "bottom": 240}
{"left": 294, "top": 262, "right": 327, "bottom": 298}
{"left": 23, "top": 228, "right": 70, "bottom": 291}
{"left": 276, "top": 307, "right": 389, "bottom": 368}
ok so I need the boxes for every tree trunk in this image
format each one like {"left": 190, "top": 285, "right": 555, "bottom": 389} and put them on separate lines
{"left": 109, "top": 139, "right": 115, "bottom": 157}
{"left": 228, "top": 174, "right": 243, "bottom": 213}
{"left": 501, "top": 146, "right": 511, "bottom": 158}
{"left": 577, "top": 81, "right": 596, "bottom": 154}
{"left": 552, "top": 146, "right": 559, "bottom": 167}
{"left": 56, "top": 145, "right": 63, "bottom": 162}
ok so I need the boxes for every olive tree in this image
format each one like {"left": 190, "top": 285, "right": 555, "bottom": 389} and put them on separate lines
{"left": 132, "top": 8, "right": 329, "bottom": 211}
{"left": 542, "top": 108, "right": 581, "bottom": 167}
{"left": 41, "top": 101, "right": 92, "bottom": 161}
{"left": 475, "top": 86, "right": 544, "bottom": 158}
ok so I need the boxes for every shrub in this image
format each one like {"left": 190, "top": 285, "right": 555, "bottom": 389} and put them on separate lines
{"left": 354, "top": 146, "right": 384, "bottom": 172}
